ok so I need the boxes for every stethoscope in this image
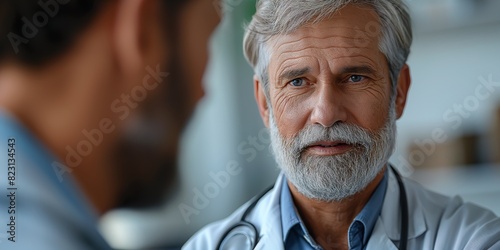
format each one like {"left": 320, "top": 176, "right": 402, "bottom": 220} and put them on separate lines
{"left": 216, "top": 165, "right": 409, "bottom": 250}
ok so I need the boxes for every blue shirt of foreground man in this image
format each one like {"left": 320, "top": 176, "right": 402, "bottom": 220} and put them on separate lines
{"left": 0, "top": 111, "right": 111, "bottom": 249}
{"left": 184, "top": 0, "right": 500, "bottom": 249}
{"left": 0, "top": 0, "right": 219, "bottom": 249}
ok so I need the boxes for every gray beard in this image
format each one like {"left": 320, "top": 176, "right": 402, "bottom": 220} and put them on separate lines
{"left": 269, "top": 109, "right": 396, "bottom": 202}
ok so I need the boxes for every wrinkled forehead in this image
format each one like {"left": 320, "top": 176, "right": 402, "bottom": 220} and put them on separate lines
{"left": 267, "top": 5, "right": 383, "bottom": 66}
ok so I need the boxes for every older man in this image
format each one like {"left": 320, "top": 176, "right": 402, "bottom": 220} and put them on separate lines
{"left": 0, "top": 0, "right": 218, "bottom": 249}
{"left": 184, "top": 0, "right": 500, "bottom": 249}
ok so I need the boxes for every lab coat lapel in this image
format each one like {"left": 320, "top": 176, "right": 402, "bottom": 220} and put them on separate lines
{"left": 249, "top": 174, "right": 285, "bottom": 250}
{"left": 375, "top": 167, "right": 427, "bottom": 246}
{"left": 366, "top": 217, "right": 398, "bottom": 250}
{"left": 254, "top": 210, "right": 284, "bottom": 250}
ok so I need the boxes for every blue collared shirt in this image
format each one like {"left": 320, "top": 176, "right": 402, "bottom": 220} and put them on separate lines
{"left": 0, "top": 110, "right": 112, "bottom": 249}
{"left": 280, "top": 170, "right": 388, "bottom": 250}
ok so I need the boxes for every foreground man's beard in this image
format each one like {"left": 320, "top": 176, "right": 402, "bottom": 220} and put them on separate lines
{"left": 114, "top": 61, "right": 190, "bottom": 209}
{"left": 269, "top": 108, "right": 397, "bottom": 202}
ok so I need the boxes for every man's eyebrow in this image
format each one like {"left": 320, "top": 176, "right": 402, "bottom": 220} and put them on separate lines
{"left": 278, "top": 67, "right": 311, "bottom": 82}
{"left": 340, "top": 65, "right": 377, "bottom": 75}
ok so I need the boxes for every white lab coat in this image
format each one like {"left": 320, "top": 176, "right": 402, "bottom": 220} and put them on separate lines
{"left": 183, "top": 169, "right": 500, "bottom": 250}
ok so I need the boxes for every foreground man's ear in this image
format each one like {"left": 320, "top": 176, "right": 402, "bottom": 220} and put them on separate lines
{"left": 254, "top": 75, "right": 270, "bottom": 128}
{"left": 395, "top": 64, "right": 411, "bottom": 119}
{"left": 112, "top": 0, "right": 168, "bottom": 84}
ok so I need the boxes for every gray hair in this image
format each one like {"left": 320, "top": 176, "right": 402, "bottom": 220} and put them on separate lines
{"left": 243, "top": 0, "right": 413, "bottom": 96}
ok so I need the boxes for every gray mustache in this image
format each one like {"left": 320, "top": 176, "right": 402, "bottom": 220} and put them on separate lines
{"left": 295, "top": 123, "right": 373, "bottom": 151}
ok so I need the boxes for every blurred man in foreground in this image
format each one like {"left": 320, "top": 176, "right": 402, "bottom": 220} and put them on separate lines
{"left": 0, "top": 0, "right": 218, "bottom": 249}
{"left": 184, "top": 0, "right": 500, "bottom": 249}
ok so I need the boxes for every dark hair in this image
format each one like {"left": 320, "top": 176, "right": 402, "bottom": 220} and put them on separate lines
{"left": 0, "top": 0, "right": 186, "bottom": 66}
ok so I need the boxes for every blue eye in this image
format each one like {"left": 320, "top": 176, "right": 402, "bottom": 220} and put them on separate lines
{"left": 289, "top": 78, "right": 305, "bottom": 87}
{"left": 349, "top": 75, "right": 364, "bottom": 83}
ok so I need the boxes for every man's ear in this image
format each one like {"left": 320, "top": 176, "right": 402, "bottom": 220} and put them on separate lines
{"left": 113, "top": 0, "right": 167, "bottom": 80}
{"left": 395, "top": 64, "right": 411, "bottom": 119}
{"left": 254, "top": 75, "right": 270, "bottom": 128}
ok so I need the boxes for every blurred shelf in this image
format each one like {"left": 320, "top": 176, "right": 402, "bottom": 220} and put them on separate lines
{"left": 406, "top": 0, "right": 500, "bottom": 33}
{"left": 409, "top": 164, "right": 500, "bottom": 216}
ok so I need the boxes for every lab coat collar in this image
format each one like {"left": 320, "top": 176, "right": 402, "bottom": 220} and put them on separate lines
{"left": 379, "top": 167, "right": 427, "bottom": 241}
{"left": 249, "top": 174, "right": 286, "bottom": 250}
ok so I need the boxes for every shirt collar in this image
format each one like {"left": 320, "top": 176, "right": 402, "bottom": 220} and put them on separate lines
{"left": 280, "top": 169, "right": 388, "bottom": 247}
{"left": 350, "top": 169, "right": 388, "bottom": 247}
{"left": 280, "top": 175, "right": 322, "bottom": 248}
{"left": 280, "top": 175, "right": 301, "bottom": 240}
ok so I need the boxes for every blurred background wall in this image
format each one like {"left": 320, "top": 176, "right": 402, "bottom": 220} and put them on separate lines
{"left": 99, "top": 0, "right": 500, "bottom": 249}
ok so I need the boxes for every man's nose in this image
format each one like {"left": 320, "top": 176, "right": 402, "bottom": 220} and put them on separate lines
{"left": 309, "top": 84, "right": 347, "bottom": 128}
